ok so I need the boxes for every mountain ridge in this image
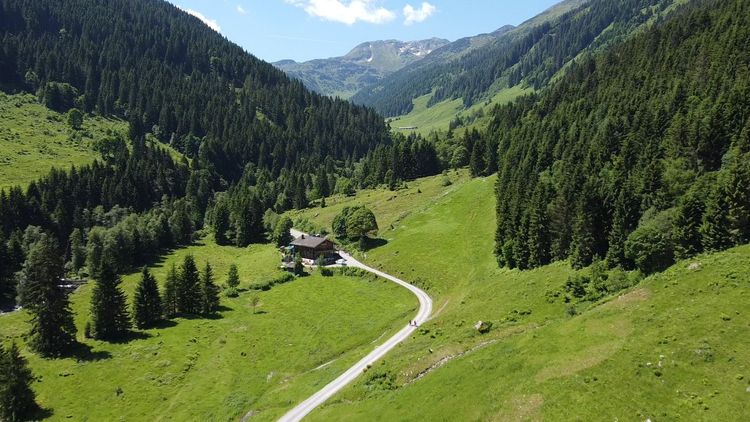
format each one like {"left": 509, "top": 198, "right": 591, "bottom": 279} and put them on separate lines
{"left": 274, "top": 38, "right": 449, "bottom": 98}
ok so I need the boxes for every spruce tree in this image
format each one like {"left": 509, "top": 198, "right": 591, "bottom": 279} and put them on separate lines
{"left": 673, "top": 192, "right": 705, "bottom": 260}
{"left": 723, "top": 158, "right": 750, "bottom": 244}
{"left": 0, "top": 232, "right": 11, "bottom": 304}
{"left": 162, "top": 263, "right": 179, "bottom": 318}
{"left": 177, "top": 255, "right": 200, "bottom": 314}
{"left": 200, "top": 262, "right": 220, "bottom": 315}
{"left": 700, "top": 189, "right": 732, "bottom": 252}
{"left": 226, "top": 264, "right": 240, "bottom": 289}
{"left": 213, "top": 201, "right": 230, "bottom": 245}
{"left": 0, "top": 342, "right": 38, "bottom": 422}
{"left": 16, "top": 235, "right": 77, "bottom": 356}
{"left": 133, "top": 267, "right": 162, "bottom": 329}
{"left": 68, "top": 228, "right": 86, "bottom": 274}
{"left": 90, "top": 263, "right": 131, "bottom": 341}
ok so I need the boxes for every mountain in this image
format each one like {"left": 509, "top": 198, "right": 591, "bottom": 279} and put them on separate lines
{"left": 274, "top": 38, "right": 449, "bottom": 98}
{"left": 486, "top": 0, "right": 750, "bottom": 272}
{"left": 352, "top": 0, "right": 683, "bottom": 118}
{"left": 0, "top": 0, "right": 390, "bottom": 182}
{"left": 0, "top": 0, "right": 401, "bottom": 302}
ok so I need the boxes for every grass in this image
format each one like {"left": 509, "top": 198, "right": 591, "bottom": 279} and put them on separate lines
{"left": 0, "top": 237, "right": 416, "bottom": 421}
{"left": 291, "top": 171, "right": 750, "bottom": 421}
{"left": 388, "top": 84, "right": 533, "bottom": 137}
{"left": 388, "top": 94, "right": 464, "bottom": 136}
{"left": 0, "top": 92, "right": 128, "bottom": 191}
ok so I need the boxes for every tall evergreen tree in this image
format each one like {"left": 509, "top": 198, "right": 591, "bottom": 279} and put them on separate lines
{"left": 673, "top": 192, "right": 705, "bottom": 260}
{"left": 700, "top": 190, "right": 732, "bottom": 252}
{"left": 162, "top": 263, "right": 179, "bottom": 319}
{"left": 226, "top": 264, "right": 240, "bottom": 289}
{"left": 68, "top": 228, "right": 86, "bottom": 274}
{"left": 177, "top": 255, "right": 200, "bottom": 314}
{"left": 132, "top": 267, "right": 162, "bottom": 329}
{"left": 212, "top": 200, "right": 230, "bottom": 245}
{"left": 16, "top": 235, "right": 77, "bottom": 356}
{"left": 199, "top": 262, "right": 220, "bottom": 315}
{"left": 0, "top": 232, "right": 12, "bottom": 304}
{"left": 90, "top": 263, "right": 131, "bottom": 340}
{"left": 0, "top": 342, "right": 38, "bottom": 422}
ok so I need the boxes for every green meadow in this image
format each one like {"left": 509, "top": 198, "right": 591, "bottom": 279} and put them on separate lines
{"left": 292, "top": 172, "right": 750, "bottom": 420}
{"left": 388, "top": 84, "right": 533, "bottom": 137}
{"left": 0, "top": 238, "right": 416, "bottom": 421}
{"left": 0, "top": 92, "right": 127, "bottom": 191}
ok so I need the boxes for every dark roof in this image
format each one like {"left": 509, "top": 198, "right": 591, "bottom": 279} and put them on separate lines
{"left": 291, "top": 235, "right": 333, "bottom": 249}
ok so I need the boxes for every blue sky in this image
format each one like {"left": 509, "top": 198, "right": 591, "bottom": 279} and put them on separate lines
{"left": 169, "top": 0, "right": 562, "bottom": 62}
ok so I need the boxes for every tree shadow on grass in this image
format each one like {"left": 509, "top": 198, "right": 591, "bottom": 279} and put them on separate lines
{"left": 361, "top": 237, "right": 388, "bottom": 251}
{"left": 96, "top": 330, "right": 152, "bottom": 345}
{"left": 151, "top": 319, "right": 178, "bottom": 329}
{"left": 69, "top": 342, "right": 112, "bottom": 362}
{"left": 29, "top": 404, "right": 54, "bottom": 421}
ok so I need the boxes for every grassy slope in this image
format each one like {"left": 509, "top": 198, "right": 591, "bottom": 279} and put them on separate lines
{"left": 293, "top": 172, "right": 750, "bottom": 420}
{"left": 0, "top": 93, "right": 127, "bottom": 190}
{"left": 0, "top": 238, "right": 415, "bottom": 421}
{"left": 388, "top": 84, "right": 532, "bottom": 137}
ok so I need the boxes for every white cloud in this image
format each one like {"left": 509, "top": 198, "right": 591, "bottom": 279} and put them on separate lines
{"left": 181, "top": 8, "right": 222, "bottom": 32}
{"left": 285, "top": 0, "right": 396, "bottom": 25}
{"left": 236, "top": 5, "right": 247, "bottom": 15}
{"left": 403, "top": 2, "right": 436, "bottom": 25}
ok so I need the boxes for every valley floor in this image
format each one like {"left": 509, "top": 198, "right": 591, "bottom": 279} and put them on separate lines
{"left": 0, "top": 238, "right": 415, "bottom": 421}
{"left": 290, "top": 170, "right": 750, "bottom": 421}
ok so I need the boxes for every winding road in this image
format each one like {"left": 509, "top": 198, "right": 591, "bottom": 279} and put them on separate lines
{"left": 277, "top": 231, "right": 433, "bottom": 422}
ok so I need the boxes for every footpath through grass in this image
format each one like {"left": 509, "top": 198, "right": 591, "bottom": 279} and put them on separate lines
{"left": 0, "top": 238, "right": 416, "bottom": 421}
{"left": 293, "top": 172, "right": 750, "bottom": 421}
{"left": 0, "top": 92, "right": 127, "bottom": 190}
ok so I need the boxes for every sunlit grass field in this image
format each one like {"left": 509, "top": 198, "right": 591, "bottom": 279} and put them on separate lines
{"left": 0, "top": 238, "right": 416, "bottom": 421}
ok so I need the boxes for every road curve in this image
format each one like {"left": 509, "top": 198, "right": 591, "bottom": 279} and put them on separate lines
{"left": 278, "top": 232, "right": 432, "bottom": 422}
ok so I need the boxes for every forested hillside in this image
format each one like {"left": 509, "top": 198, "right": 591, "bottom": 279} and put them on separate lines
{"left": 488, "top": 0, "right": 750, "bottom": 273}
{"left": 0, "top": 0, "right": 389, "bottom": 182}
{"left": 0, "top": 0, "right": 414, "bottom": 307}
{"left": 353, "top": 0, "right": 677, "bottom": 117}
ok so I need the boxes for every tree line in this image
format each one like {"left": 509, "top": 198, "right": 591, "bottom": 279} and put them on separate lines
{"left": 482, "top": 0, "right": 749, "bottom": 273}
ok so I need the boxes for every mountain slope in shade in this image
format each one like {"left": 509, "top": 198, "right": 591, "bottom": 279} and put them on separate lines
{"left": 274, "top": 38, "right": 449, "bottom": 98}
{"left": 353, "top": 0, "right": 692, "bottom": 117}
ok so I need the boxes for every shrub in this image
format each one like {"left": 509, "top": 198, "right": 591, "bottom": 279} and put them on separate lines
{"left": 625, "top": 210, "right": 676, "bottom": 274}
{"left": 249, "top": 273, "right": 296, "bottom": 291}
{"left": 224, "top": 287, "right": 239, "bottom": 298}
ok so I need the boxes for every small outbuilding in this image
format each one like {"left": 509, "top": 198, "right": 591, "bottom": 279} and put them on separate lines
{"left": 290, "top": 235, "right": 337, "bottom": 261}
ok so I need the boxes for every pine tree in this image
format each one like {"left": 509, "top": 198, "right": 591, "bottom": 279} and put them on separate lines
{"left": 16, "top": 235, "right": 77, "bottom": 356}
{"left": 213, "top": 201, "right": 230, "bottom": 245}
{"left": 700, "top": 189, "right": 732, "bottom": 252}
{"left": 177, "top": 255, "right": 200, "bottom": 314}
{"left": 724, "top": 158, "right": 750, "bottom": 244}
{"left": 0, "top": 232, "right": 12, "bottom": 304}
{"left": 226, "top": 264, "right": 240, "bottom": 289}
{"left": 673, "top": 192, "right": 705, "bottom": 260}
{"left": 68, "top": 228, "right": 86, "bottom": 274}
{"left": 90, "top": 263, "right": 131, "bottom": 340}
{"left": 132, "top": 267, "right": 162, "bottom": 329}
{"left": 469, "top": 138, "right": 486, "bottom": 177}
{"left": 605, "top": 182, "right": 639, "bottom": 268}
{"left": 162, "top": 263, "right": 179, "bottom": 318}
{"left": 0, "top": 342, "right": 38, "bottom": 422}
{"left": 200, "top": 262, "right": 220, "bottom": 315}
